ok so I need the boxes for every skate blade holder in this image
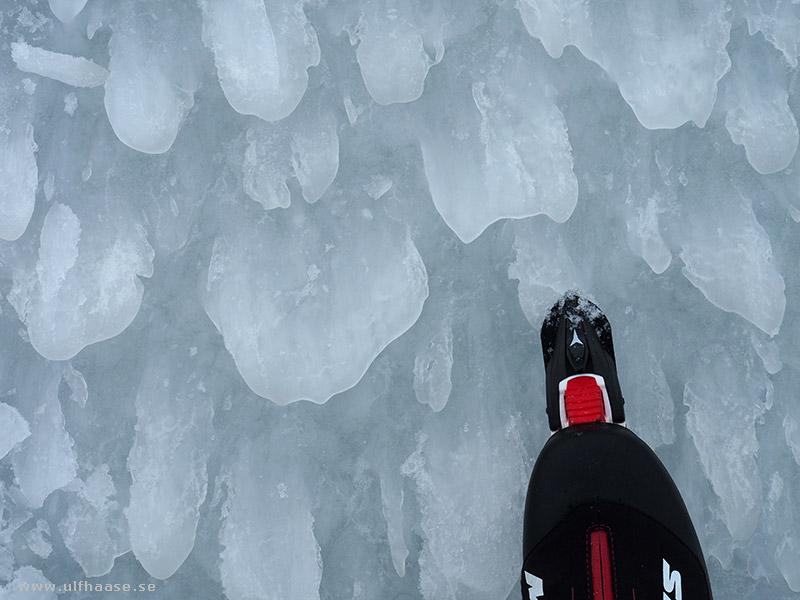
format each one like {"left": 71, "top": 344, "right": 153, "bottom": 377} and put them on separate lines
{"left": 558, "top": 374, "right": 620, "bottom": 430}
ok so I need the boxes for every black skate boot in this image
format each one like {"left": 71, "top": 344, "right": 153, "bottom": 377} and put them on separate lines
{"left": 521, "top": 293, "right": 713, "bottom": 600}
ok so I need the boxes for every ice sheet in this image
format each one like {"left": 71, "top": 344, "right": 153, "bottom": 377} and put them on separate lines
{"left": 0, "top": 1, "right": 798, "bottom": 598}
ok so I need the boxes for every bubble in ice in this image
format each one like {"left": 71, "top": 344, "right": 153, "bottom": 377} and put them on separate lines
{"left": 59, "top": 465, "right": 130, "bottom": 577}
{"left": 242, "top": 126, "right": 291, "bottom": 210}
{"left": 509, "top": 217, "right": 584, "bottom": 326}
{"left": 219, "top": 438, "right": 322, "bottom": 600}
{"left": 345, "top": 0, "right": 494, "bottom": 106}
{"left": 21, "top": 519, "right": 52, "bottom": 559}
{"left": 785, "top": 413, "right": 800, "bottom": 466}
{"left": 37, "top": 202, "right": 81, "bottom": 304}
{"left": 290, "top": 115, "right": 340, "bottom": 204}
{"left": 751, "top": 331, "right": 782, "bottom": 375}
{"left": 11, "top": 201, "right": 154, "bottom": 361}
{"left": 243, "top": 106, "right": 339, "bottom": 209}
{"left": 616, "top": 314, "right": 675, "bottom": 448}
{"left": 11, "top": 42, "right": 109, "bottom": 88}
{"left": 413, "top": 319, "right": 453, "bottom": 412}
{"left": 742, "top": 0, "right": 800, "bottom": 67}
{"left": 127, "top": 357, "right": 214, "bottom": 579}
{"left": 777, "top": 536, "right": 800, "bottom": 592}
{"left": 0, "top": 483, "right": 30, "bottom": 582}
{"left": 379, "top": 470, "right": 409, "bottom": 577}
{"left": 518, "top": 0, "right": 732, "bottom": 129}
{"left": 678, "top": 191, "right": 785, "bottom": 336}
{"left": 0, "top": 402, "right": 31, "bottom": 460}
{"left": 61, "top": 363, "right": 88, "bottom": 407}
{"left": 199, "top": 0, "right": 320, "bottom": 122}
{"left": 104, "top": 2, "right": 201, "bottom": 154}
{"left": 353, "top": 7, "right": 441, "bottom": 105}
{"left": 625, "top": 190, "right": 672, "bottom": 275}
{"left": 10, "top": 364, "right": 77, "bottom": 509}
{"left": 363, "top": 175, "right": 392, "bottom": 200}
{"left": 402, "top": 415, "right": 529, "bottom": 599}
{"left": 63, "top": 92, "right": 77, "bottom": 116}
{"left": 49, "top": 0, "right": 88, "bottom": 23}
{"left": 723, "top": 34, "right": 798, "bottom": 175}
{"left": 203, "top": 194, "right": 428, "bottom": 404}
{"left": 420, "top": 44, "right": 578, "bottom": 243}
{"left": 684, "top": 346, "right": 767, "bottom": 541}
{"left": 0, "top": 103, "right": 37, "bottom": 242}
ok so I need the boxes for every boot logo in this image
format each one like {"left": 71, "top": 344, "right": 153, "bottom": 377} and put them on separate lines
{"left": 523, "top": 571, "right": 543, "bottom": 599}
{"left": 663, "top": 558, "right": 682, "bottom": 600}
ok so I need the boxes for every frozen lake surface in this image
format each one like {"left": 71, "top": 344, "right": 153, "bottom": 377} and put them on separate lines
{"left": 1, "top": 0, "right": 799, "bottom": 598}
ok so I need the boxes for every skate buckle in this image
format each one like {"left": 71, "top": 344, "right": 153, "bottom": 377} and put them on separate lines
{"left": 558, "top": 374, "right": 613, "bottom": 429}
